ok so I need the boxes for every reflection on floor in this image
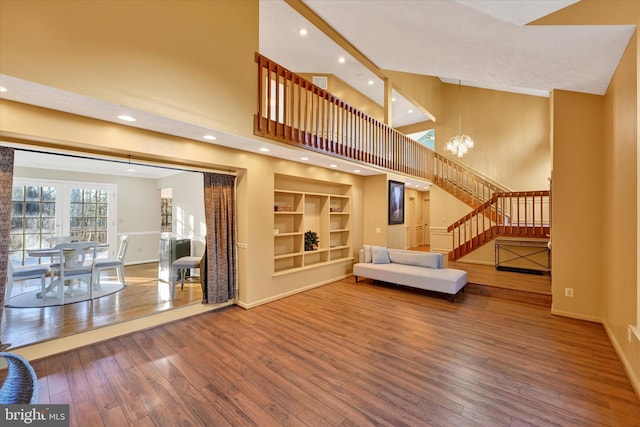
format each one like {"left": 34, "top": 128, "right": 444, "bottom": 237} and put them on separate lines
{"left": 1, "top": 262, "right": 203, "bottom": 349}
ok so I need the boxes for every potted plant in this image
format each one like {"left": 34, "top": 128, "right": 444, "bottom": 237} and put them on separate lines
{"left": 304, "top": 230, "right": 319, "bottom": 251}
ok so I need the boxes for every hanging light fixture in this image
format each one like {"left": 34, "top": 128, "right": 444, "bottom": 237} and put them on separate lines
{"left": 446, "top": 80, "right": 474, "bottom": 158}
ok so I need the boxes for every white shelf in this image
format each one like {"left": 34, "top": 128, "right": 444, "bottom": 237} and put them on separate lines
{"left": 274, "top": 177, "right": 351, "bottom": 275}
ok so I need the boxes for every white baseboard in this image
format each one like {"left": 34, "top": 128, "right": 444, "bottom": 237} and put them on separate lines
{"left": 604, "top": 322, "right": 640, "bottom": 400}
{"left": 236, "top": 274, "right": 351, "bottom": 309}
{"left": 550, "top": 308, "right": 602, "bottom": 323}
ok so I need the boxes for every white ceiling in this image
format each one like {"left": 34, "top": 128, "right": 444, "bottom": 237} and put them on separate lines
{"left": 1, "top": 0, "right": 636, "bottom": 188}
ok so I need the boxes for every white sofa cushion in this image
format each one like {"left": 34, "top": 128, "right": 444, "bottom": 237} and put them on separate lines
{"left": 371, "top": 246, "right": 391, "bottom": 264}
{"left": 388, "top": 249, "right": 441, "bottom": 269}
{"left": 363, "top": 244, "right": 372, "bottom": 263}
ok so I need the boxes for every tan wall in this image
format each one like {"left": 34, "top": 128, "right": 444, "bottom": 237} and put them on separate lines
{"left": 537, "top": 0, "right": 640, "bottom": 395}
{"left": 298, "top": 73, "right": 385, "bottom": 122}
{"left": 437, "top": 84, "right": 551, "bottom": 191}
{"left": 362, "top": 175, "right": 388, "bottom": 246}
{"left": 0, "top": 100, "right": 365, "bottom": 310}
{"left": 551, "top": 90, "right": 604, "bottom": 321}
{"left": 383, "top": 70, "right": 442, "bottom": 121}
{"left": 603, "top": 32, "right": 639, "bottom": 394}
{"left": 0, "top": 0, "right": 258, "bottom": 138}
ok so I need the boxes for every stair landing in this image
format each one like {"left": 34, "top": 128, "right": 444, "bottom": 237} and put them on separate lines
{"left": 410, "top": 245, "right": 552, "bottom": 307}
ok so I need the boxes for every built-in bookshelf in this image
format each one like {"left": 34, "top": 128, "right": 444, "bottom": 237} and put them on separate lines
{"left": 274, "top": 181, "right": 351, "bottom": 275}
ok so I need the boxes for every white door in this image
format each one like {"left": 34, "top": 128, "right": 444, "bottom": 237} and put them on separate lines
{"left": 422, "top": 195, "right": 431, "bottom": 246}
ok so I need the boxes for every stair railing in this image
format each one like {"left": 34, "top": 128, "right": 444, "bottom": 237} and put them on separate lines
{"left": 448, "top": 191, "right": 550, "bottom": 260}
{"left": 255, "top": 53, "right": 510, "bottom": 208}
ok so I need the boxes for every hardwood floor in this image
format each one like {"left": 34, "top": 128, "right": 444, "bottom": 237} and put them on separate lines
{"left": 2, "top": 263, "right": 203, "bottom": 349}
{"left": 29, "top": 278, "right": 639, "bottom": 426}
{"left": 3, "top": 247, "right": 551, "bottom": 349}
{"left": 411, "top": 245, "right": 552, "bottom": 306}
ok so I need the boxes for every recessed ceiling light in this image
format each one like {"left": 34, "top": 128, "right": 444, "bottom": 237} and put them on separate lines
{"left": 391, "top": 97, "right": 396, "bottom": 102}
{"left": 300, "top": 157, "right": 309, "bottom": 161}
{"left": 338, "top": 56, "right": 346, "bottom": 64}
{"left": 0, "top": 86, "right": 7, "bottom": 93}
{"left": 330, "top": 164, "right": 338, "bottom": 168}
{"left": 298, "top": 28, "right": 308, "bottom": 36}
{"left": 203, "top": 134, "right": 216, "bottom": 140}
{"left": 408, "top": 109, "right": 414, "bottom": 114}
{"left": 127, "top": 168, "right": 136, "bottom": 172}
{"left": 259, "top": 147, "right": 270, "bottom": 152}
{"left": 117, "top": 115, "right": 136, "bottom": 122}
{"left": 367, "top": 80, "right": 374, "bottom": 85}
{"left": 354, "top": 169, "right": 361, "bottom": 173}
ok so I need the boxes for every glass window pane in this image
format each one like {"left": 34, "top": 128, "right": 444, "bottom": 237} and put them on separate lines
{"left": 42, "top": 187, "right": 56, "bottom": 202}
{"left": 11, "top": 201, "right": 24, "bottom": 217}
{"left": 24, "top": 234, "right": 41, "bottom": 249}
{"left": 97, "top": 204, "right": 108, "bottom": 216}
{"left": 10, "top": 218, "right": 23, "bottom": 233}
{"left": 24, "top": 202, "right": 41, "bottom": 217}
{"left": 97, "top": 190, "right": 108, "bottom": 203}
{"left": 70, "top": 203, "right": 83, "bottom": 217}
{"left": 70, "top": 188, "right": 82, "bottom": 203}
{"left": 84, "top": 218, "right": 96, "bottom": 228}
{"left": 9, "top": 235, "right": 24, "bottom": 251}
{"left": 41, "top": 218, "right": 56, "bottom": 233}
{"left": 24, "top": 217, "right": 40, "bottom": 231}
{"left": 84, "top": 189, "right": 96, "bottom": 203}
{"left": 25, "top": 186, "right": 40, "bottom": 201}
{"left": 41, "top": 202, "right": 56, "bottom": 217}
{"left": 85, "top": 204, "right": 97, "bottom": 217}
{"left": 12, "top": 186, "right": 24, "bottom": 201}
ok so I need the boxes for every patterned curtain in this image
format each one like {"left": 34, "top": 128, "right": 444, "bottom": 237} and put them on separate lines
{"left": 202, "top": 173, "right": 237, "bottom": 303}
{"left": 0, "top": 147, "right": 15, "bottom": 348}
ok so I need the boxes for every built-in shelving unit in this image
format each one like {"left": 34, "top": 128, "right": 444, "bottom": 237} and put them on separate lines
{"left": 274, "top": 176, "right": 351, "bottom": 275}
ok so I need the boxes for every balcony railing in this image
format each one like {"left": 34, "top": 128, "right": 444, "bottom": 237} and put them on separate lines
{"left": 254, "top": 53, "right": 509, "bottom": 208}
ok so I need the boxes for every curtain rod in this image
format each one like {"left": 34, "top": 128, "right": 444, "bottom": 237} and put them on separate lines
{"left": 10, "top": 146, "right": 238, "bottom": 177}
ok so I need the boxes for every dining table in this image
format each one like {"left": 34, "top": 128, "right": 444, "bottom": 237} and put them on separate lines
{"left": 27, "top": 241, "right": 109, "bottom": 301}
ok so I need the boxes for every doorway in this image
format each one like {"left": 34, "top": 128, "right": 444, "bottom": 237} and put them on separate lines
{"left": 4, "top": 149, "right": 206, "bottom": 348}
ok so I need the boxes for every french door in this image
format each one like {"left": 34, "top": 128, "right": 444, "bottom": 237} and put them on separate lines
{"left": 10, "top": 178, "right": 117, "bottom": 265}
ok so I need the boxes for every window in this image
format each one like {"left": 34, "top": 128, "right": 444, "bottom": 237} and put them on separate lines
{"left": 10, "top": 185, "right": 57, "bottom": 265}
{"left": 10, "top": 178, "right": 117, "bottom": 265}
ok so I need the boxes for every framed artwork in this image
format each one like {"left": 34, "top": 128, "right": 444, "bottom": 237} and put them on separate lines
{"left": 388, "top": 180, "right": 405, "bottom": 225}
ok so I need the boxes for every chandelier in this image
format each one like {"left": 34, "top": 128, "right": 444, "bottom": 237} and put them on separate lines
{"left": 446, "top": 80, "right": 474, "bottom": 158}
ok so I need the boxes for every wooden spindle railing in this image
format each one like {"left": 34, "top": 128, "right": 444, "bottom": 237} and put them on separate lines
{"left": 447, "top": 191, "right": 550, "bottom": 260}
{"left": 254, "top": 53, "right": 509, "bottom": 209}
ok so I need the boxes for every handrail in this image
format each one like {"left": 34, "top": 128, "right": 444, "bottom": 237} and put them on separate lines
{"left": 254, "top": 53, "right": 508, "bottom": 207}
{"left": 447, "top": 191, "right": 550, "bottom": 260}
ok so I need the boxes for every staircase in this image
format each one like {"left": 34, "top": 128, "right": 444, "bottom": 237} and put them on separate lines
{"left": 253, "top": 53, "right": 550, "bottom": 262}
{"left": 447, "top": 191, "right": 550, "bottom": 260}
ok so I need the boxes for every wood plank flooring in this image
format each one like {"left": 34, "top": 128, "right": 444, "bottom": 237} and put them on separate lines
{"left": 411, "top": 245, "right": 552, "bottom": 306}
{"left": 2, "top": 263, "right": 202, "bottom": 349}
{"left": 29, "top": 278, "right": 639, "bottom": 426}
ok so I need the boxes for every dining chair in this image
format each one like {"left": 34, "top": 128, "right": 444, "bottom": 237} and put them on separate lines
{"left": 5, "top": 261, "right": 50, "bottom": 303}
{"left": 49, "top": 241, "right": 99, "bottom": 304}
{"left": 171, "top": 255, "right": 202, "bottom": 298}
{"left": 93, "top": 235, "right": 128, "bottom": 289}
